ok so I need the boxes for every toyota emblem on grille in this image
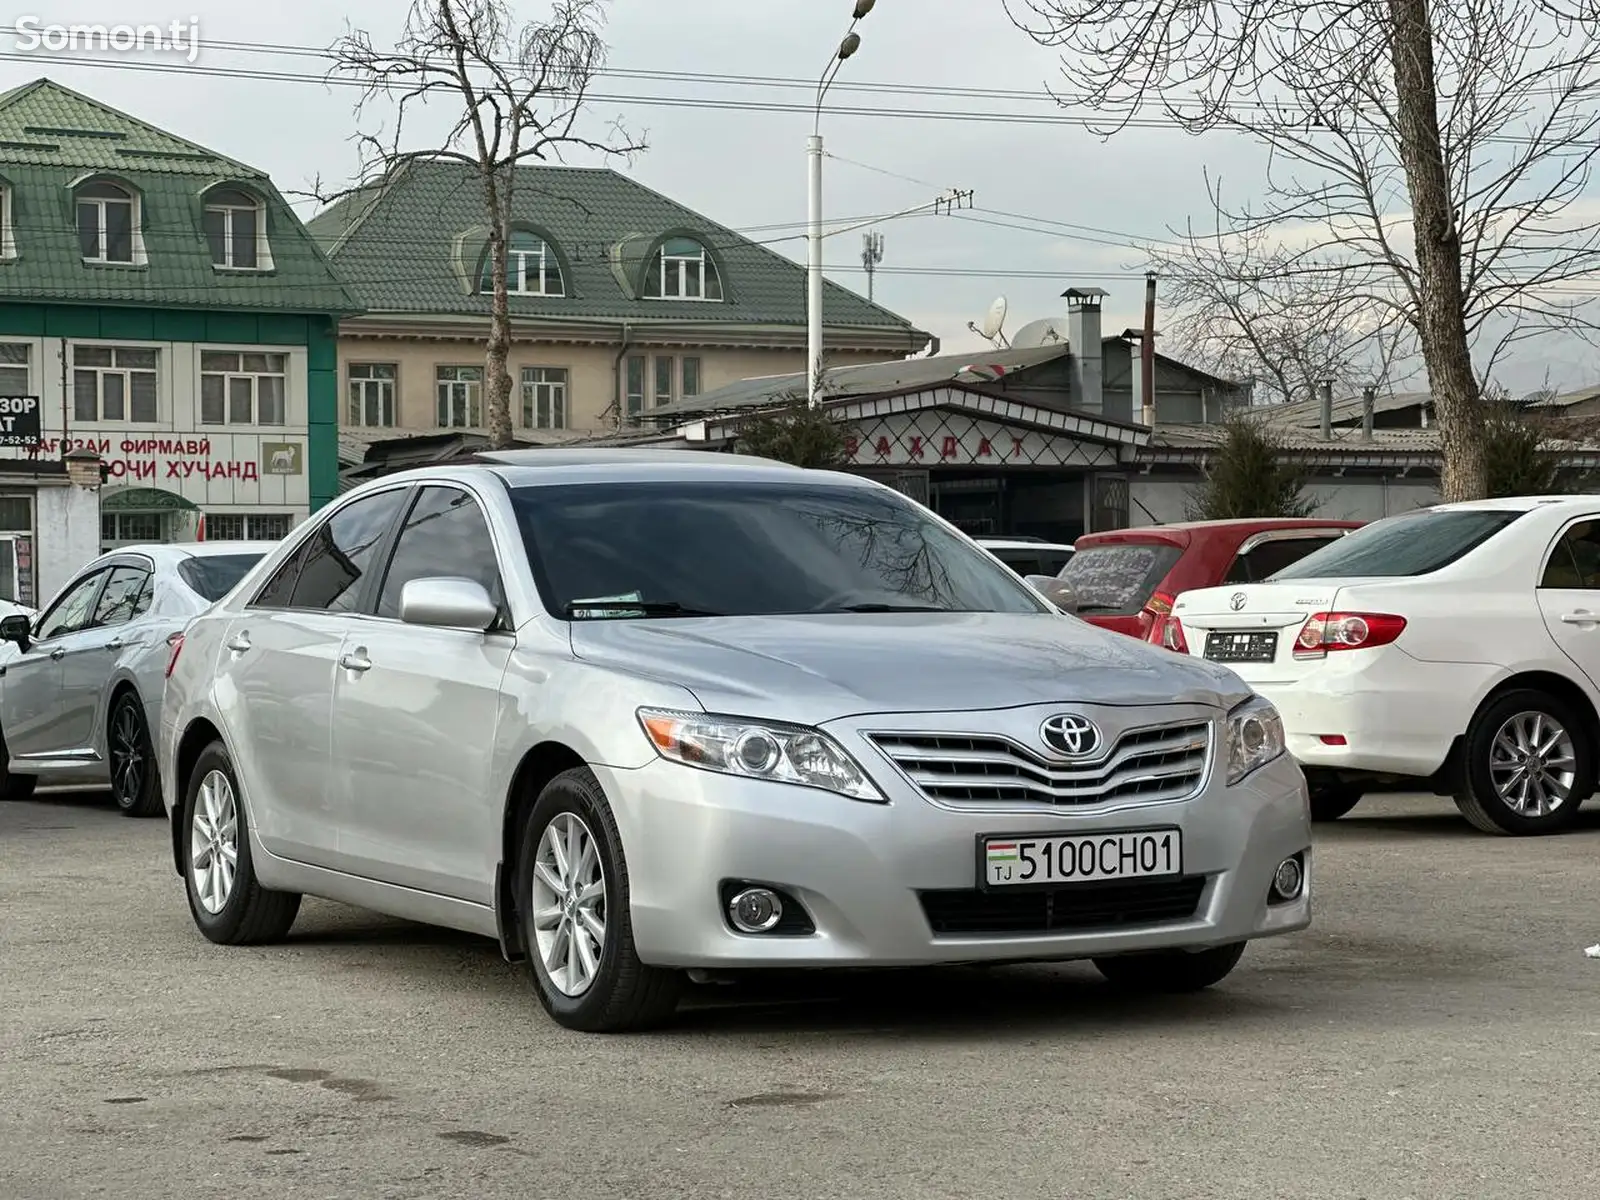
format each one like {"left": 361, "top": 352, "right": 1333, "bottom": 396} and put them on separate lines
{"left": 1230, "top": 592, "right": 1248, "bottom": 611}
{"left": 1040, "top": 713, "right": 1102, "bottom": 758}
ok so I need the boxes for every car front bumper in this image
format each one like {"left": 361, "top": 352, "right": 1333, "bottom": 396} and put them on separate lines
{"left": 595, "top": 749, "right": 1311, "bottom": 970}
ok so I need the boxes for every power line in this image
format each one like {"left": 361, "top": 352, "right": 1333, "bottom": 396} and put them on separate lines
{"left": 0, "top": 46, "right": 1585, "bottom": 149}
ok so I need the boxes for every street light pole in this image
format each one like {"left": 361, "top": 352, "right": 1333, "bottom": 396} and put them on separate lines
{"left": 809, "top": 0, "right": 874, "bottom": 407}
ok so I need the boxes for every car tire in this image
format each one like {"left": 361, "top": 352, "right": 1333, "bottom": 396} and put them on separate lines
{"left": 109, "top": 692, "right": 162, "bottom": 818}
{"left": 1454, "top": 688, "right": 1593, "bottom": 836}
{"left": 0, "top": 727, "right": 35, "bottom": 801}
{"left": 515, "top": 766, "right": 682, "bottom": 1032}
{"left": 1308, "top": 783, "right": 1362, "bottom": 823}
{"left": 1092, "top": 941, "right": 1247, "bottom": 992}
{"left": 182, "top": 741, "right": 300, "bottom": 945}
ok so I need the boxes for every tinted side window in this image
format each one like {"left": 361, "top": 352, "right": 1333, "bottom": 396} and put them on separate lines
{"left": 1038, "top": 550, "right": 1073, "bottom": 577}
{"left": 989, "top": 549, "right": 1041, "bottom": 577}
{"left": 92, "top": 566, "right": 151, "bottom": 628}
{"left": 36, "top": 571, "right": 106, "bottom": 640}
{"left": 377, "top": 487, "right": 504, "bottom": 619}
{"left": 1540, "top": 521, "right": 1600, "bottom": 589}
{"left": 1224, "top": 536, "right": 1344, "bottom": 583}
{"left": 288, "top": 489, "right": 409, "bottom": 612}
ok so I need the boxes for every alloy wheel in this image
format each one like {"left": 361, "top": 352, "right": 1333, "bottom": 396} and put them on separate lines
{"left": 111, "top": 703, "right": 143, "bottom": 805}
{"left": 529, "top": 812, "right": 607, "bottom": 997}
{"left": 1489, "top": 710, "right": 1577, "bottom": 818}
{"left": 190, "top": 769, "right": 239, "bottom": 914}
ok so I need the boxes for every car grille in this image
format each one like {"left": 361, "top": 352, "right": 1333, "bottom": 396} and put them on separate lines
{"left": 866, "top": 721, "right": 1212, "bottom": 807}
{"left": 919, "top": 877, "right": 1207, "bottom": 937}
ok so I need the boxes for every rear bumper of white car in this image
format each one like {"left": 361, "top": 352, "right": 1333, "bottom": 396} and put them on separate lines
{"left": 1243, "top": 648, "right": 1497, "bottom": 778}
{"left": 594, "top": 752, "right": 1311, "bottom": 970}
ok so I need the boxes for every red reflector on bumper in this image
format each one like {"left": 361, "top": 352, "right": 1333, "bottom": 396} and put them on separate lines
{"left": 1317, "top": 734, "right": 1348, "bottom": 746}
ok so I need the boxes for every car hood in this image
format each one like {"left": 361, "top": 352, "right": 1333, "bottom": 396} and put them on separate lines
{"left": 568, "top": 611, "right": 1253, "bottom": 724}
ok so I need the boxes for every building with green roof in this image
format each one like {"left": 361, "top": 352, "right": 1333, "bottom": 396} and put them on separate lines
{"left": 0, "top": 78, "right": 360, "bottom": 602}
{"left": 306, "top": 157, "right": 929, "bottom": 461}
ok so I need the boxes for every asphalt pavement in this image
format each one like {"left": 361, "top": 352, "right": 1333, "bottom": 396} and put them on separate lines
{"left": 3, "top": 788, "right": 1599, "bottom": 1199}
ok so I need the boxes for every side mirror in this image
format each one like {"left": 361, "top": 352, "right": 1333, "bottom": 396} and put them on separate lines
{"left": 398, "top": 577, "right": 499, "bottom": 632}
{"left": 0, "top": 613, "right": 30, "bottom": 647}
{"left": 1025, "top": 574, "right": 1078, "bottom": 615}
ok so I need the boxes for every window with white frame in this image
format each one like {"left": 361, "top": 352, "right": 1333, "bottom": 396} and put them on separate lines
{"left": 625, "top": 355, "right": 645, "bottom": 421}
{"left": 644, "top": 237, "right": 722, "bottom": 300}
{"left": 0, "top": 343, "right": 28, "bottom": 395}
{"left": 521, "top": 367, "right": 568, "bottom": 429}
{"left": 654, "top": 355, "right": 674, "bottom": 407}
{"left": 0, "top": 186, "right": 13, "bottom": 261}
{"left": 73, "top": 345, "right": 158, "bottom": 422}
{"left": 200, "top": 351, "right": 287, "bottom": 426}
{"left": 203, "top": 187, "right": 270, "bottom": 270}
{"left": 436, "top": 365, "right": 483, "bottom": 428}
{"left": 76, "top": 181, "right": 139, "bottom": 264}
{"left": 348, "top": 363, "right": 397, "bottom": 428}
{"left": 482, "top": 232, "right": 565, "bottom": 296}
{"left": 205, "top": 512, "right": 293, "bottom": 541}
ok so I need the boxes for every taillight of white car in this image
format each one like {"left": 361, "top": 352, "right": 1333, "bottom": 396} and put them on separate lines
{"left": 1292, "top": 612, "right": 1406, "bottom": 659}
{"left": 165, "top": 631, "right": 185, "bottom": 677}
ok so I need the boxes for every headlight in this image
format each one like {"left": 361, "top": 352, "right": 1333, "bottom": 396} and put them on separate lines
{"left": 637, "top": 708, "right": 885, "bottom": 802}
{"left": 1226, "top": 695, "right": 1286, "bottom": 785}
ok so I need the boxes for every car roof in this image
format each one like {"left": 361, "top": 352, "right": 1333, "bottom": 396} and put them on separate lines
{"left": 1425, "top": 495, "right": 1600, "bottom": 514}
{"left": 359, "top": 449, "right": 879, "bottom": 492}
{"left": 96, "top": 541, "right": 280, "bottom": 566}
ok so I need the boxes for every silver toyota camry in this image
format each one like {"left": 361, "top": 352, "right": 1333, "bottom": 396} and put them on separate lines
{"left": 159, "top": 450, "right": 1311, "bottom": 1032}
{"left": 0, "top": 542, "right": 275, "bottom": 815}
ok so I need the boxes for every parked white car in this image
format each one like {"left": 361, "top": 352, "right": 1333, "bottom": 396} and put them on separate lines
{"left": 1168, "top": 496, "right": 1600, "bottom": 835}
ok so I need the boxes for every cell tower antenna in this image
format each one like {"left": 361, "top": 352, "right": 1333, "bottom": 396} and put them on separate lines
{"left": 861, "top": 230, "right": 885, "bottom": 301}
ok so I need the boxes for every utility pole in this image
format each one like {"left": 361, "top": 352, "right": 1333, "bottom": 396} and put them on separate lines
{"left": 861, "top": 231, "right": 884, "bottom": 302}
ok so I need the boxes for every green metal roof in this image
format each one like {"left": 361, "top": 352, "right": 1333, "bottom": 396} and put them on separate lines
{"left": 306, "top": 158, "right": 927, "bottom": 341}
{"left": 0, "top": 79, "right": 362, "bottom": 315}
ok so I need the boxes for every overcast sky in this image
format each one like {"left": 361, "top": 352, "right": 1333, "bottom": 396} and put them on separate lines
{"left": 6, "top": 0, "right": 1597, "bottom": 394}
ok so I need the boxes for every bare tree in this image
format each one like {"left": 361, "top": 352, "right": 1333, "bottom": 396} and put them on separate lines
{"left": 1151, "top": 179, "right": 1416, "bottom": 406}
{"left": 1008, "top": 0, "right": 1600, "bottom": 499}
{"left": 326, "top": 0, "right": 643, "bottom": 448}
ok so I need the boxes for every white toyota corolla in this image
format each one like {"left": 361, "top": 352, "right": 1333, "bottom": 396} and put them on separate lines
{"left": 1170, "top": 496, "right": 1600, "bottom": 836}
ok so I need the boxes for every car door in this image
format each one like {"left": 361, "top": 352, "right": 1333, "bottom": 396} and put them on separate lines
{"left": 219, "top": 485, "right": 411, "bottom": 869}
{"left": 328, "top": 484, "right": 513, "bottom": 903}
{"left": 57, "top": 561, "right": 152, "bottom": 756}
{"left": 1, "top": 569, "right": 109, "bottom": 760}
{"left": 1534, "top": 516, "right": 1600, "bottom": 690}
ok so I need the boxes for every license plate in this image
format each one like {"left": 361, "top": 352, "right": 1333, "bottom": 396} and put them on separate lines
{"left": 1204, "top": 630, "right": 1278, "bottom": 663}
{"left": 980, "top": 829, "right": 1182, "bottom": 888}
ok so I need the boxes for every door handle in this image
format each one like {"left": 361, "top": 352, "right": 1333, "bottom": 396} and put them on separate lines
{"left": 105, "top": 639, "right": 125, "bottom": 650}
{"left": 339, "top": 649, "right": 371, "bottom": 673}
{"left": 49, "top": 647, "right": 64, "bottom": 660}
{"left": 1560, "top": 611, "right": 1599, "bottom": 625}
{"left": 226, "top": 633, "right": 251, "bottom": 653}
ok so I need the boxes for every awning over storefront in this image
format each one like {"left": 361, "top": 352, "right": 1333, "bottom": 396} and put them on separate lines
{"left": 100, "top": 486, "right": 202, "bottom": 513}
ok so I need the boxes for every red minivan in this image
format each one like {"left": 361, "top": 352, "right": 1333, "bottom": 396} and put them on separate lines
{"left": 1060, "top": 518, "right": 1365, "bottom": 649}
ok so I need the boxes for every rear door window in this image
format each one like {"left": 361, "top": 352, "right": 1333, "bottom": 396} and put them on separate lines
{"left": 1223, "top": 535, "right": 1348, "bottom": 582}
{"left": 1059, "top": 543, "right": 1183, "bottom": 616}
{"left": 988, "top": 548, "right": 1043, "bottom": 577}
{"left": 1269, "top": 509, "right": 1525, "bottom": 579}
{"left": 1540, "top": 521, "right": 1600, "bottom": 588}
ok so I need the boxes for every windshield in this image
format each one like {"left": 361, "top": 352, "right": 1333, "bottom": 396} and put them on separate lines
{"left": 509, "top": 480, "right": 1048, "bottom": 618}
{"left": 1059, "top": 543, "right": 1183, "bottom": 615}
{"left": 1268, "top": 509, "right": 1524, "bottom": 580}
{"left": 177, "top": 553, "right": 266, "bottom": 601}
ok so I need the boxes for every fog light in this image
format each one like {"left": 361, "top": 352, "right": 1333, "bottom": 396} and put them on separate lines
{"left": 728, "top": 887, "right": 784, "bottom": 933}
{"left": 1270, "top": 856, "right": 1304, "bottom": 902}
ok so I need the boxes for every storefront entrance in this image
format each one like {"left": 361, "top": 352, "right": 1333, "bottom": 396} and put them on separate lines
{"left": 99, "top": 486, "right": 201, "bottom": 552}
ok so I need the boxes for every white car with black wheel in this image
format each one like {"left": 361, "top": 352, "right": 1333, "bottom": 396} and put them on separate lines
{"left": 1167, "top": 496, "right": 1600, "bottom": 835}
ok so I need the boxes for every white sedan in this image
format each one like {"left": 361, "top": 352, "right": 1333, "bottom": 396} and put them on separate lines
{"left": 1168, "top": 496, "right": 1600, "bottom": 835}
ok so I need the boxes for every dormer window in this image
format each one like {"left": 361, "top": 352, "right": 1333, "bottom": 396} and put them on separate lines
{"left": 77, "top": 181, "right": 137, "bottom": 264}
{"left": 645, "top": 237, "right": 722, "bottom": 300}
{"left": 0, "top": 185, "right": 13, "bottom": 261}
{"left": 481, "top": 231, "right": 564, "bottom": 296}
{"left": 204, "top": 187, "right": 270, "bottom": 270}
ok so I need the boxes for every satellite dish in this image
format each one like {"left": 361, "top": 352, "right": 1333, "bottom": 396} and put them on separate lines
{"left": 1011, "top": 316, "right": 1070, "bottom": 349}
{"left": 979, "top": 295, "right": 1009, "bottom": 341}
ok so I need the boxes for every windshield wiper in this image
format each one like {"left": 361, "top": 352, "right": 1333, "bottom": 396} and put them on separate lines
{"left": 826, "top": 602, "right": 952, "bottom": 612}
{"left": 563, "top": 600, "right": 724, "bottom": 619}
